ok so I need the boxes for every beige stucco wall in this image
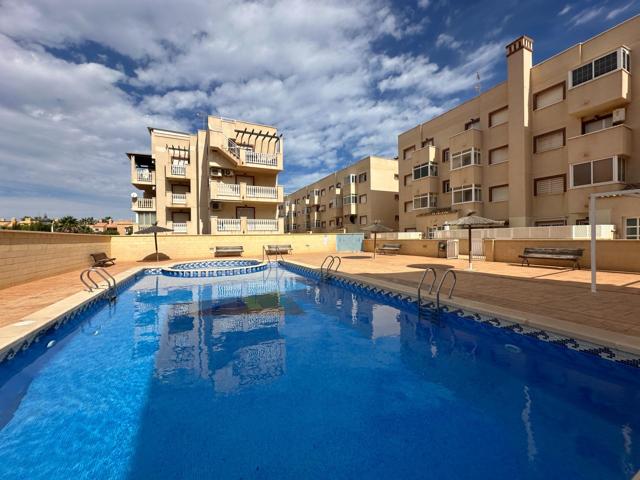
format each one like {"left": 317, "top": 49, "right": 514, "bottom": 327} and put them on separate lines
{"left": 364, "top": 236, "right": 640, "bottom": 272}
{"left": 0, "top": 231, "right": 111, "bottom": 288}
{"left": 111, "top": 233, "right": 339, "bottom": 262}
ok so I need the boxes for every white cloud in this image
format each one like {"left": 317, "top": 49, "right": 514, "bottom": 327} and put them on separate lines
{"left": 435, "top": 33, "right": 462, "bottom": 50}
{"left": 559, "top": 5, "right": 572, "bottom": 15}
{"left": 569, "top": 6, "right": 605, "bottom": 26}
{"left": 606, "top": 2, "right": 634, "bottom": 20}
{"left": 0, "top": 0, "right": 506, "bottom": 217}
{"left": 417, "top": 0, "right": 431, "bottom": 8}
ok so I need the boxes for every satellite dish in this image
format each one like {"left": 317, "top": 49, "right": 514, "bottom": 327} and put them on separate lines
{"left": 130, "top": 192, "right": 138, "bottom": 199}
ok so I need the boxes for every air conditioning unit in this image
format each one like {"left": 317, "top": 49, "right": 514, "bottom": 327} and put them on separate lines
{"left": 612, "top": 108, "right": 626, "bottom": 125}
{"left": 223, "top": 169, "right": 233, "bottom": 176}
{"left": 210, "top": 201, "right": 222, "bottom": 211}
{"left": 210, "top": 167, "right": 222, "bottom": 177}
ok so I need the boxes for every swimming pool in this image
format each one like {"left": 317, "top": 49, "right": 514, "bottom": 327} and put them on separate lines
{"left": 0, "top": 265, "right": 639, "bottom": 479}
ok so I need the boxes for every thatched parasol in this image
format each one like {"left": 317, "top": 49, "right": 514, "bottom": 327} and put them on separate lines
{"left": 361, "top": 220, "right": 393, "bottom": 259}
{"left": 135, "top": 222, "right": 173, "bottom": 262}
{"left": 445, "top": 212, "right": 504, "bottom": 270}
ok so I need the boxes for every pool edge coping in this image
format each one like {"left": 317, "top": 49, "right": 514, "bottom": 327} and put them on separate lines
{"left": 279, "top": 259, "right": 640, "bottom": 361}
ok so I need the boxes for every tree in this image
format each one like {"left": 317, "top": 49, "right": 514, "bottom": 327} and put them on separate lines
{"left": 79, "top": 217, "right": 97, "bottom": 226}
{"left": 54, "top": 216, "right": 92, "bottom": 234}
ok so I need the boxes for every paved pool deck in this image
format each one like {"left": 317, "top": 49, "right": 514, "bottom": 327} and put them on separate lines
{"left": 1, "top": 254, "right": 639, "bottom": 348}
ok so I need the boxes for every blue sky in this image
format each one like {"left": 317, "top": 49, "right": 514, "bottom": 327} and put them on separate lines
{"left": 0, "top": 0, "right": 637, "bottom": 219}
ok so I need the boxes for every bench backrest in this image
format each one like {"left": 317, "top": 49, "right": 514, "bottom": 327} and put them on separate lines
{"left": 215, "top": 246, "right": 243, "bottom": 251}
{"left": 265, "top": 244, "right": 292, "bottom": 249}
{"left": 523, "top": 247, "right": 583, "bottom": 256}
{"left": 381, "top": 243, "right": 401, "bottom": 248}
{"left": 91, "top": 252, "right": 108, "bottom": 261}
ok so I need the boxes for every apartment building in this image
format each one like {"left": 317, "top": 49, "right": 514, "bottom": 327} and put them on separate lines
{"left": 399, "top": 16, "right": 640, "bottom": 239}
{"left": 129, "top": 116, "right": 284, "bottom": 235}
{"left": 281, "top": 156, "right": 399, "bottom": 233}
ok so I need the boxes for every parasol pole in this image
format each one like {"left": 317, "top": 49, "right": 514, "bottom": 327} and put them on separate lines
{"left": 155, "top": 231, "right": 159, "bottom": 262}
{"left": 468, "top": 225, "right": 472, "bottom": 270}
{"left": 373, "top": 232, "right": 377, "bottom": 259}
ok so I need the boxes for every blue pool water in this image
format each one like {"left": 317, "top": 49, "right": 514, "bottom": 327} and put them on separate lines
{"left": 1, "top": 267, "right": 639, "bottom": 479}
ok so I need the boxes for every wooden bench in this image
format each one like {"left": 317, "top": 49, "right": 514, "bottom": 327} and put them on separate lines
{"left": 519, "top": 247, "right": 584, "bottom": 269}
{"left": 264, "top": 244, "right": 293, "bottom": 255}
{"left": 91, "top": 252, "right": 116, "bottom": 267}
{"left": 211, "top": 246, "right": 244, "bottom": 257}
{"left": 376, "top": 243, "right": 401, "bottom": 255}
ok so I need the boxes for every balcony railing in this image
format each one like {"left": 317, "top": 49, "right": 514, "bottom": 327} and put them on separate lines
{"left": 173, "top": 222, "right": 188, "bottom": 233}
{"left": 133, "top": 197, "right": 155, "bottom": 210}
{"left": 245, "top": 151, "right": 278, "bottom": 167}
{"left": 171, "top": 164, "right": 187, "bottom": 176}
{"left": 136, "top": 168, "right": 154, "bottom": 183}
{"left": 246, "top": 185, "right": 278, "bottom": 199}
{"left": 247, "top": 219, "right": 279, "bottom": 231}
{"left": 172, "top": 193, "right": 187, "bottom": 204}
{"left": 218, "top": 183, "right": 241, "bottom": 197}
{"left": 217, "top": 218, "right": 241, "bottom": 232}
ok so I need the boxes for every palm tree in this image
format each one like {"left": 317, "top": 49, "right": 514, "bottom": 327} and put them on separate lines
{"left": 79, "top": 217, "right": 96, "bottom": 226}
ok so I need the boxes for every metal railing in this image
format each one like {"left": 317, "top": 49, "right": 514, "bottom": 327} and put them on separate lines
{"left": 227, "top": 138, "right": 241, "bottom": 158}
{"left": 80, "top": 267, "right": 117, "bottom": 301}
{"left": 248, "top": 219, "right": 279, "bottom": 231}
{"left": 434, "top": 269, "right": 456, "bottom": 310}
{"left": 247, "top": 185, "right": 278, "bottom": 199}
{"left": 417, "top": 267, "right": 437, "bottom": 307}
{"left": 320, "top": 255, "right": 341, "bottom": 279}
{"left": 218, "top": 218, "right": 241, "bottom": 231}
{"left": 416, "top": 267, "right": 457, "bottom": 312}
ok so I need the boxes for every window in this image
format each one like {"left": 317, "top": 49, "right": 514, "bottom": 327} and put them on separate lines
{"left": 404, "top": 201, "right": 413, "bottom": 213}
{"left": 313, "top": 189, "right": 320, "bottom": 196}
{"left": 394, "top": 194, "right": 399, "bottom": 200}
{"left": 358, "top": 172, "right": 367, "bottom": 183}
{"left": 535, "top": 219, "right": 567, "bottom": 227}
{"left": 329, "top": 185, "right": 334, "bottom": 192}
{"left": 489, "top": 107, "right": 508, "bottom": 127}
{"left": 413, "top": 193, "right": 437, "bottom": 209}
{"left": 404, "top": 174, "right": 412, "bottom": 186}
{"left": 359, "top": 194, "right": 367, "bottom": 204}
{"left": 465, "top": 118, "right": 480, "bottom": 130}
{"left": 336, "top": 217, "right": 343, "bottom": 226}
{"left": 404, "top": 228, "right": 417, "bottom": 232}
{"left": 319, "top": 205, "right": 326, "bottom": 212}
{"left": 534, "top": 129, "right": 565, "bottom": 153}
{"left": 403, "top": 146, "right": 416, "bottom": 160}
{"left": 489, "top": 146, "right": 508, "bottom": 165}
{"left": 136, "top": 212, "right": 157, "bottom": 226}
{"left": 321, "top": 221, "right": 326, "bottom": 228}
{"left": 394, "top": 174, "right": 399, "bottom": 180}
{"left": 442, "top": 180, "right": 451, "bottom": 193}
{"left": 533, "top": 83, "right": 565, "bottom": 110}
{"left": 336, "top": 182, "right": 341, "bottom": 188}
{"left": 343, "top": 194, "right": 358, "bottom": 204}
{"left": 329, "top": 200, "right": 334, "bottom": 208}
{"left": 344, "top": 174, "right": 357, "bottom": 184}
{"left": 489, "top": 185, "right": 509, "bottom": 202}
{"left": 421, "top": 138, "right": 434, "bottom": 147}
{"left": 321, "top": 188, "right": 326, "bottom": 196}
{"left": 452, "top": 185, "right": 481, "bottom": 204}
{"left": 451, "top": 148, "right": 481, "bottom": 170}
{"left": 315, "top": 220, "right": 321, "bottom": 228}
{"left": 413, "top": 162, "right": 438, "bottom": 180}
{"left": 442, "top": 148, "right": 450, "bottom": 163}
{"left": 570, "top": 156, "right": 624, "bottom": 188}
{"left": 626, "top": 218, "right": 640, "bottom": 239}
{"left": 359, "top": 216, "right": 368, "bottom": 225}
{"left": 329, "top": 220, "right": 335, "bottom": 227}
{"left": 576, "top": 218, "right": 590, "bottom": 225}
{"left": 534, "top": 175, "right": 565, "bottom": 196}
{"left": 582, "top": 114, "right": 613, "bottom": 134}
{"left": 569, "top": 48, "right": 630, "bottom": 88}
{"left": 394, "top": 215, "right": 399, "bottom": 221}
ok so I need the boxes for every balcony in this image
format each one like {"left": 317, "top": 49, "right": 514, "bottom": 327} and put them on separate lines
{"left": 210, "top": 182, "right": 283, "bottom": 203}
{"left": 165, "top": 163, "right": 193, "bottom": 181}
{"left": 567, "top": 69, "right": 631, "bottom": 117}
{"left": 343, "top": 202, "right": 357, "bottom": 215}
{"left": 209, "top": 131, "right": 283, "bottom": 171}
{"left": 211, "top": 216, "right": 285, "bottom": 235}
{"left": 131, "top": 197, "right": 155, "bottom": 211}
{"left": 167, "top": 220, "right": 194, "bottom": 234}
{"left": 449, "top": 128, "right": 482, "bottom": 153}
{"left": 567, "top": 124, "right": 632, "bottom": 164}
{"left": 411, "top": 145, "right": 437, "bottom": 166}
{"left": 167, "top": 192, "right": 191, "bottom": 208}
{"left": 132, "top": 168, "right": 155, "bottom": 186}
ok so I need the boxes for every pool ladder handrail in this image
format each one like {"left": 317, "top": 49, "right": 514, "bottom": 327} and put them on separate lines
{"left": 320, "top": 255, "right": 341, "bottom": 279}
{"left": 80, "top": 267, "right": 117, "bottom": 302}
{"left": 417, "top": 267, "right": 457, "bottom": 311}
{"left": 263, "top": 246, "right": 285, "bottom": 264}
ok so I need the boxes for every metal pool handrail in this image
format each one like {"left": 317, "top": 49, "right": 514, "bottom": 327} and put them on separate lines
{"left": 434, "top": 269, "right": 456, "bottom": 310}
{"left": 81, "top": 267, "right": 117, "bottom": 302}
{"left": 417, "top": 267, "right": 437, "bottom": 307}
{"left": 80, "top": 269, "right": 99, "bottom": 292}
{"left": 320, "top": 255, "right": 341, "bottom": 279}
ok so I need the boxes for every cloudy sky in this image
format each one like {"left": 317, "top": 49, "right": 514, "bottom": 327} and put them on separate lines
{"left": 0, "top": 0, "right": 637, "bottom": 219}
